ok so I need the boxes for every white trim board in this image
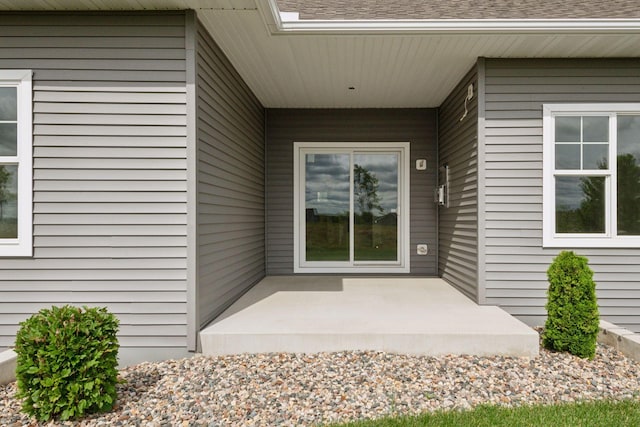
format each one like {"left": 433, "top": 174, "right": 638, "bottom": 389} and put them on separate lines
{"left": 0, "top": 69, "right": 32, "bottom": 257}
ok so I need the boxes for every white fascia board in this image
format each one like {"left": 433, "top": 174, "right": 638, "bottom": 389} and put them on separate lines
{"left": 276, "top": 19, "right": 640, "bottom": 35}
{"left": 261, "top": 0, "right": 283, "bottom": 31}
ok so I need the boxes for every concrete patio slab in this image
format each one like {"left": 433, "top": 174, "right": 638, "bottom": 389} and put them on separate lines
{"left": 0, "top": 349, "right": 17, "bottom": 385}
{"left": 200, "top": 277, "right": 539, "bottom": 357}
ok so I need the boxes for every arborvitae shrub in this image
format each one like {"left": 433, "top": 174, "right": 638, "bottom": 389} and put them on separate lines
{"left": 14, "top": 305, "right": 119, "bottom": 421}
{"left": 542, "top": 251, "right": 599, "bottom": 359}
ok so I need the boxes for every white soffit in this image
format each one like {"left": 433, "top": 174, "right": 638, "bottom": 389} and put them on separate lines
{"left": 201, "top": 2, "right": 640, "bottom": 108}
{"left": 1, "top": 0, "right": 640, "bottom": 107}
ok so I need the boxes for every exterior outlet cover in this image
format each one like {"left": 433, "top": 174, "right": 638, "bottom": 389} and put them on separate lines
{"left": 417, "top": 244, "right": 428, "bottom": 255}
{"left": 416, "top": 159, "right": 427, "bottom": 170}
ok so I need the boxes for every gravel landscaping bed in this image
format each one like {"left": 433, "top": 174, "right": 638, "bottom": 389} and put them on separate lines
{"left": 1, "top": 339, "right": 639, "bottom": 426}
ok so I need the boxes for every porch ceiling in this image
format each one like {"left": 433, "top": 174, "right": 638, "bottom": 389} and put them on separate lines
{"left": 2, "top": 0, "right": 640, "bottom": 108}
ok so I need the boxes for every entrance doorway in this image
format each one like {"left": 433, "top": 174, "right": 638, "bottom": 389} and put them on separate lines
{"left": 293, "top": 142, "right": 410, "bottom": 273}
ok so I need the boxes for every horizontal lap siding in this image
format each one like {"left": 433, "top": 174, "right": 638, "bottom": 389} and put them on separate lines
{"left": 437, "top": 66, "right": 479, "bottom": 301}
{"left": 266, "top": 109, "right": 437, "bottom": 276}
{"left": 196, "top": 21, "right": 265, "bottom": 330}
{"left": 484, "top": 58, "right": 640, "bottom": 332}
{"left": 0, "top": 12, "right": 189, "bottom": 361}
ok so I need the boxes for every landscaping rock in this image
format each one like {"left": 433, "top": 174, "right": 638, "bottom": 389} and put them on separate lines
{"left": 1, "top": 340, "right": 639, "bottom": 426}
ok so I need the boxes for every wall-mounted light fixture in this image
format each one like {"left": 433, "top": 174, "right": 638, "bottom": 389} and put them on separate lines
{"left": 459, "top": 83, "right": 474, "bottom": 122}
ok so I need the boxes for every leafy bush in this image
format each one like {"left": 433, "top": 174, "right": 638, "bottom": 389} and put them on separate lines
{"left": 542, "top": 251, "right": 599, "bottom": 359}
{"left": 14, "top": 305, "right": 119, "bottom": 421}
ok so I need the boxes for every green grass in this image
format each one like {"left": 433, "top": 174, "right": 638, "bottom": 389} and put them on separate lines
{"left": 306, "top": 222, "right": 397, "bottom": 261}
{"left": 330, "top": 400, "right": 640, "bottom": 427}
{"left": 0, "top": 220, "right": 17, "bottom": 239}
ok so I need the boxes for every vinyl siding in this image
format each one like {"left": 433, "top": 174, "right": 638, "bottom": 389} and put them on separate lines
{"left": 266, "top": 109, "right": 437, "bottom": 276}
{"left": 195, "top": 20, "right": 265, "bottom": 331}
{"left": 483, "top": 58, "right": 640, "bottom": 332}
{"left": 437, "top": 66, "right": 479, "bottom": 301}
{"left": 0, "top": 12, "right": 190, "bottom": 365}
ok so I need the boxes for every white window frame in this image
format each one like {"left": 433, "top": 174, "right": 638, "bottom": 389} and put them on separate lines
{"left": 0, "top": 70, "right": 33, "bottom": 257}
{"left": 293, "top": 142, "right": 410, "bottom": 273}
{"left": 543, "top": 103, "right": 640, "bottom": 248}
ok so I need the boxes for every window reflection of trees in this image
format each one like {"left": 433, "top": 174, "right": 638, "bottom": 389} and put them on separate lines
{"left": 353, "top": 163, "right": 397, "bottom": 260}
{"left": 0, "top": 165, "right": 17, "bottom": 238}
{"left": 354, "top": 164, "right": 384, "bottom": 253}
{"left": 616, "top": 154, "right": 640, "bottom": 235}
{"left": 0, "top": 165, "right": 9, "bottom": 221}
{"left": 557, "top": 154, "right": 640, "bottom": 235}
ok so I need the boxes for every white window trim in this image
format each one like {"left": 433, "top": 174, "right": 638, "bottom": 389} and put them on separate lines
{"left": 293, "top": 142, "right": 410, "bottom": 273}
{"left": 543, "top": 103, "right": 640, "bottom": 248}
{"left": 0, "top": 70, "right": 33, "bottom": 257}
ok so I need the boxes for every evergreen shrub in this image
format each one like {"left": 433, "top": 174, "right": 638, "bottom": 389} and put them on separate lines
{"left": 542, "top": 251, "right": 599, "bottom": 359}
{"left": 14, "top": 305, "right": 119, "bottom": 421}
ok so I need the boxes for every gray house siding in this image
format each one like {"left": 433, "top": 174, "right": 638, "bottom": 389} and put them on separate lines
{"left": 483, "top": 58, "right": 640, "bottom": 332}
{"left": 0, "top": 12, "right": 190, "bottom": 365}
{"left": 265, "top": 108, "right": 438, "bottom": 276}
{"left": 194, "top": 19, "right": 266, "bottom": 333}
{"left": 437, "top": 66, "right": 479, "bottom": 301}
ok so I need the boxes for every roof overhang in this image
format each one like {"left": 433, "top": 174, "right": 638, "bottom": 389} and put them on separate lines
{"left": 264, "top": 0, "right": 640, "bottom": 35}
{"left": 2, "top": 0, "right": 640, "bottom": 108}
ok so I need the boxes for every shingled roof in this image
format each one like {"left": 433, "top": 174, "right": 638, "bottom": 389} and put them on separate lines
{"left": 276, "top": 0, "right": 640, "bottom": 20}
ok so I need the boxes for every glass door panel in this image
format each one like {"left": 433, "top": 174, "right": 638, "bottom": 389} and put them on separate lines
{"left": 304, "top": 153, "right": 350, "bottom": 261}
{"left": 353, "top": 153, "right": 399, "bottom": 261}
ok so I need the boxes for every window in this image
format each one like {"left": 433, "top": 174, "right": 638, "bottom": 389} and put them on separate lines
{"left": 0, "top": 70, "right": 32, "bottom": 256}
{"left": 543, "top": 104, "right": 640, "bottom": 247}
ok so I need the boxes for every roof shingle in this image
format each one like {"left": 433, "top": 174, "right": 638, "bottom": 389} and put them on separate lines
{"left": 276, "top": 0, "right": 640, "bottom": 20}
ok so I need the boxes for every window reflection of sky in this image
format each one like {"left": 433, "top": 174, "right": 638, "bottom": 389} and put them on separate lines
{"left": 583, "top": 144, "right": 608, "bottom": 169}
{"left": 583, "top": 116, "right": 608, "bottom": 142}
{"left": 555, "top": 116, "right": 610, "bottom": 170}
{"left": 0, "top": 87, "right": 17, "bottom": 121}
{"left": 556, "top": 176, "right": 604, "bottom": 211}
{"left": 305, "top": 154, "right": 350, "bottom": 215}
{"left": 556, "top": 116, "right": 609, "bottom": 142}
{"left": 555, "top": 144, "right": 580, "bottom": 169}
{"left": 305, "top": 153, "right": 398, "bottom": 215}
{"left": 555, "top": 116, "right": 581, "bottom": 142}
{"left": 618, "top": 115, "right": 640, "bottom": 162}
{"left": 556, "top": 176, "right": 584, "bottom": 210}
{"left": 0, "top": 88, "right": 18, "bottom": 156}
{"left": 0, "top": 123, "right": 17, "bottom": 156}
{"left": 354, "top": 154, "right": 398, "bottom": 214}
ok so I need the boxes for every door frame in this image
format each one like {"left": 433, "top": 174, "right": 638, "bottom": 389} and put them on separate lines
{"left": 293, "top": 141, "right": 411, "bottom": 273}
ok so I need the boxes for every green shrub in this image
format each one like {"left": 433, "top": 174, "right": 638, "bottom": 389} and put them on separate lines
{"left": 14, "top": 305, "right": 120, "bottom": 421}
{"left": 542, "top": 251, "right": 599, "bottom": 359}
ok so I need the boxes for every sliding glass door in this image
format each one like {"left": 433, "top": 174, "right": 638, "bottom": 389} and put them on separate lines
{"left": 294, "top": 143, "right": 409, "bottom": 273}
